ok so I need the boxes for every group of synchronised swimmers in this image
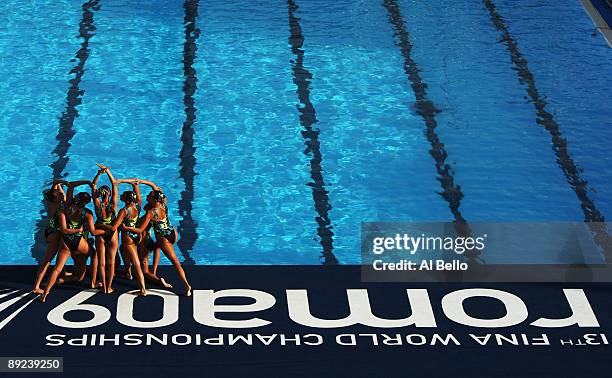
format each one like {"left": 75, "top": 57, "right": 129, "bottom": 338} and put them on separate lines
{"left": 33, "top": 164, "right": 192, "bottom": 302}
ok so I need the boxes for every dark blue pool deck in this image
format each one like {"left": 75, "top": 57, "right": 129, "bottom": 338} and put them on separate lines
{"left": 583, "top": 0, "right": 612, "bottom": 46}
{"left": 1, "top": 265, "right": 612, "bottom": 377}
{"left": 593, "top": 0, "right": 612, "bottom": 24}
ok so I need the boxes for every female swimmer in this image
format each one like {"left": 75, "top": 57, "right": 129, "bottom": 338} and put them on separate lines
{"left": 32, "top": 180, "right": 65, "bottom": 294}
{"left": 137, "top": 179, "right": 166, "bottom": 285}
{"left": 40, "top": 191, "right": 106, "bottom": 302}
{"left": 91, "top": 165, "right": 120, "bottom": 293}
{"left": 98, "top": 180, "right": 147, "bottom": 296}
{"left": 32, "top": 179, "right": 90, "bottom": 294}
{"left": 123, "top": 189, "right": 191, "bottom": 296}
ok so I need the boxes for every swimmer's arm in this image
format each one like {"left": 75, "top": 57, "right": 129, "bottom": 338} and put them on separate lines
{"left": 104, "top": 168, "right": 120, "bottom": 211}
{"left": 85, "top": 213, "right": 105, "bottom": 236}
{"left": 67, "top": 180, "right": 91, "bottom": 187}
{"left": 138, "top": 179, "right": 160, "bottom": 191}
{"left": 91, "top": 169, "right": 104, "bottom": 209}
{"left": 92, "top": 169, "right": 104, "bottom": 187}
{"left": 52, "top": 179, "right": 67, "bottom": 189}
{"left": 65, "top": 180, "right": 91, "bottom": 208}
{"left": 58, "top": 185, "right": 66, "bottom": 202}
{"left": 123, "top": 210, "right": 152, "bottom": 234}
{"left": 52, "top": 180, "right": 67, "bottom": 202}
{"left": 115, "top": 178, "right": 137, "bottom": 185}
{"left": 114, "top": 178, "right": 142, "bottom": 206}
{"left": 58, "top": 212, "right": 83, "bottom": 235}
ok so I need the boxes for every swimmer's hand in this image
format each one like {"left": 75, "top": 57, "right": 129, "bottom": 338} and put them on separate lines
{"left": 96, "top": 163, "right": 110, "bottom": 171}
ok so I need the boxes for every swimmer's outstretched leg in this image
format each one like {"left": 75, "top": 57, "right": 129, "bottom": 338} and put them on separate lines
{"left": 39, "top": 247, "right": 71, "bottom": 303}
{"left": 159, "top": 237, "right": 191, "bottom": 297}
{"left": 33, "top": 233, "right": 60, "bottom": 294}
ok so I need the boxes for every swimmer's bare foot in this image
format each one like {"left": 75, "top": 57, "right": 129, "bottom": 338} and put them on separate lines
{"left": 107, "top": 287, "right": 114, "bottom": 294}
{"left": 160, "top": 278, "right": 173, "bottom": 289}
{"left": 139, "top": 289, "right": 147, "bottom": 297}
{"left": 38, "top": 293, "right": 48, "bottom": 303}
{"left": 32, "top": 288, "right": 43, "bottom": 295}
{"left": 185, "top": 285, "right": 192, "bottom": 297}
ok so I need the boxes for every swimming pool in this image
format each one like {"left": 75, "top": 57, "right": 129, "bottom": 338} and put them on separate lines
{"left": 0, "top": 0, "right": 609, "bottom": 265}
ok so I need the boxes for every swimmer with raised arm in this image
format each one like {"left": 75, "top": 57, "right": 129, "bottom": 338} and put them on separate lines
{"left": 123, "top": 187, "right": 191, "bottom": 296}
{"left": 97, "top": 179, "right": 147, "bottom": 296}
{"left": 91, "top": 164, "right": 121, "bottom": 294}
{"left": 138, "top": 179, "right": 163, "bottom": 277}
{"left": 32, "top": 179, "right": 67, "bottom": 294}
{"left": 67, "top": 180, "right": 100, "bottom": 288}
{"left": 40, "top": 190, "right": 106, "bottom": 302}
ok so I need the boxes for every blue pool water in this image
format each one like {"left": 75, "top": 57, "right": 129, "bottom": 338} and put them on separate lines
{"left": 0, "top": 0, "right": 609, "bottom": 264}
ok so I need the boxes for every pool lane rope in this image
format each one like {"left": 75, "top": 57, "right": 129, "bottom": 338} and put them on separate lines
{"left": 381, "top": 0, "right": 477, "bottom": 260}
{"left": 482, "top": 0, "right": 612, "bottom": 261}
{"left": 287, "top": 0, "right": 338, "bottom": 265}
{"left": 176, "top": 0, "right": 200, "bottom": 265}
